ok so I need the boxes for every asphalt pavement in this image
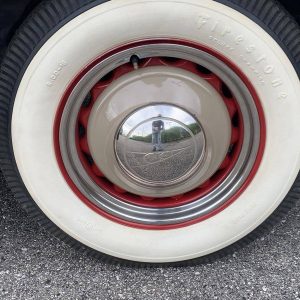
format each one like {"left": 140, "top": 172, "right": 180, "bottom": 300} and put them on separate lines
{"left": 0, "top": 171, "right": 299, "bottom": 300}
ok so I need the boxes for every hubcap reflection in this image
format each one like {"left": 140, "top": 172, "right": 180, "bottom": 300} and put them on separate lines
{"left": 115, "top": 104, "right": 205, "bottom": 186}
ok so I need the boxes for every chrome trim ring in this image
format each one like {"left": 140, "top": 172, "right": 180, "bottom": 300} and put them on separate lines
{"left": 59, "top": 43, "right": 261, "bottom": 225}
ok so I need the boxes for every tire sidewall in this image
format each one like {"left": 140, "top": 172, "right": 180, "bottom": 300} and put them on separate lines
{"left": 9, "top": 0, "right": 300, "bottom": 262}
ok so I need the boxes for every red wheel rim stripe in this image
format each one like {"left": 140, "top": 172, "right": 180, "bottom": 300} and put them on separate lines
{"left": 54, "top": 39, "right": 266, "bottom": 230}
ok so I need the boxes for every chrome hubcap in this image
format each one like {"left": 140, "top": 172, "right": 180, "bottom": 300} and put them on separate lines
{"left": 115, "top": 104, "right": 206, "bottom": 187}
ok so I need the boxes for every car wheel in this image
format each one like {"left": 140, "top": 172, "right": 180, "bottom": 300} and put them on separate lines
{"left": 1, "top": 0, "right": 300, "bottom": 265}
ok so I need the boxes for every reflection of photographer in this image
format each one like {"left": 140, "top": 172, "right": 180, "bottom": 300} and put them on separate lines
{"left": 152, "top": 116, "right": 164, "bottom": 152}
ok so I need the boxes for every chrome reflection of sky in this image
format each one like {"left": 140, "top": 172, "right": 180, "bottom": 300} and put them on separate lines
{"left": 130, "top": 120, "right": 185, "bottom": 138}
{"left": 121, "top": 104, "right": 198, "bottom": 136}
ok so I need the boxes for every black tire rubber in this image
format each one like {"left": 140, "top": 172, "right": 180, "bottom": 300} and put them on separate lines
{"left": 0, "top": 0, "right": 299, "bottom": 267}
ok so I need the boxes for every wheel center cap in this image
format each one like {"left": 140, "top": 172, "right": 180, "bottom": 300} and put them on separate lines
{"left": 87, "top": 66, "right": 231, "bottom": 197}
{"left": 115, "top": 104, "right": 205, "bottom": 186}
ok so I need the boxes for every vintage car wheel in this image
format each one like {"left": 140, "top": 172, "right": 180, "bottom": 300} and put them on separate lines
{"left": 0, "top": 0, "right": 300, "bottom": 265}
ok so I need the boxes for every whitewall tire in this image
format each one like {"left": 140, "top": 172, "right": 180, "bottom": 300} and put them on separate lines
{"left": 1, "top": 0, "right": 300, "bottom": 265}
